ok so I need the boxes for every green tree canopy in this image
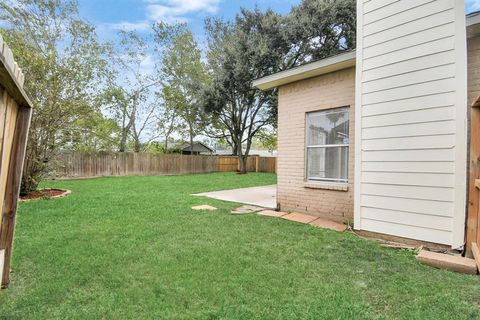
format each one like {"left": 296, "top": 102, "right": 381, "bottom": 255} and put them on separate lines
{"left": 154, "top": 22, "right": 209, "bottom": 155}
{"left": 0, "top": 0, "right": 109, "bottom": 193}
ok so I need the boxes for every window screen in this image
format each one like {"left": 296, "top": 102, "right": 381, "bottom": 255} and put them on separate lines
{"left": 306, "top": 107, "right": 349, "bottom": 182}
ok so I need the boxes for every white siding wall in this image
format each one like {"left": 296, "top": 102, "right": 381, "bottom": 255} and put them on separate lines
{"left": 355, "top": 0, "right": 468, "bottom": 247}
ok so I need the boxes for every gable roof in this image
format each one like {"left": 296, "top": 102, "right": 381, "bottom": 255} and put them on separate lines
{"left": 253, "top": 51, "right": 356, "bottom": 91}
{"left": 182, "top": 142, "right": 214, "bottom": 153}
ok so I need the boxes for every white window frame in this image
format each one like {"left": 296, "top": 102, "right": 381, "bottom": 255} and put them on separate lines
{"left": 306, "top": 107, "right": 350, "bottom": 183}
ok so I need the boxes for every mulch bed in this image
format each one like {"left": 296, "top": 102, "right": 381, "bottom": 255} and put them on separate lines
{"left": 20, "top": 189, "right": 71, "bottom": 201}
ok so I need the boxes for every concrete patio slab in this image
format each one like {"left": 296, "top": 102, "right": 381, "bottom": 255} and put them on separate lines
{"left": 192, "top": 205, "right": 218, "bottom": 211}
{"left": 281, "top": 212, "right": 318, "bottom": 224}
{"left": 194, "top": 185, "right": 276, "bottom": 209}
{"left": 309, "top": 218, "right": 347, "bottom": 232}
{"left": 257, "top": 210, "right": 287, "bottom": 218}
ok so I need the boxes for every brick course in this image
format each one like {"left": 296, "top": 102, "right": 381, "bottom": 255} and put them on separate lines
{"left": 277, "top": 67, "right": 356, "bottom": 222}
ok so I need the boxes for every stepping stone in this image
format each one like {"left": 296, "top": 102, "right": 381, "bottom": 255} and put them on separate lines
{"left": 231, "top": 205, "right": 264, "bottom": 215}
{"left": 192, "top": 205, "right": 217, "bottom": 211}
{"left": 309, "top": 218, "right": 347, "bottom": 232}
{"left": 281, "top": 212, "right": 318, "bottom": 224}
{"left": 416, "top": 250, "right": 478, "bottom": 275}
{"left": 257, "top": 210, "right": 287, "bottom": 218}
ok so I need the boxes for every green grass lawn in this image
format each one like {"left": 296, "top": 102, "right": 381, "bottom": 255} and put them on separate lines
{"left": 1, "top": 173, "right": 479, "bottom": 319}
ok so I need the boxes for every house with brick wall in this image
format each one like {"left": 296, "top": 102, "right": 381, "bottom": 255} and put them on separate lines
{"left": 254, "top": 1, "right": 480, "bottom": 252}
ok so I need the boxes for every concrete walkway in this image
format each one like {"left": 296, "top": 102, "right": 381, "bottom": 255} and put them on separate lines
{"left": 193, "top": 185, "right": 277, "bottom": 209}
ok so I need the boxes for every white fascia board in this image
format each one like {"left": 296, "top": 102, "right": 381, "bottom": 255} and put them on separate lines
{"left": 467, "top": 11, "right": 480, "bottom": 27}
{"left": 253, "top": 51, "right": 356, "bottom": 90}
{"left": 467, "top": 11, "right": 480, "bottom": 38}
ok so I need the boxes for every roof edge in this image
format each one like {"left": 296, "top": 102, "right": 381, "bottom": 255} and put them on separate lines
{"left": 467, "top": 11, "right": 480, "bottom": 27}
{"left": 253, "top": 51, "right": 356, "bottom": 90}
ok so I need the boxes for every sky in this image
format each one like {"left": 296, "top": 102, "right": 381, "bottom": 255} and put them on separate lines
{"left": 75, "top": 0, "right": 480, "bottom": 72}
{"left": 78, "top": 0, "right": 302, "bottom": 41}
{"left": 75, "top": 0, "right": 480, "bottom": 43}
{"left": 467, "top": 0, "right": 480, "bottom": 12}
{"left": 74, "top": 0, "right": 480, "bottom": 144}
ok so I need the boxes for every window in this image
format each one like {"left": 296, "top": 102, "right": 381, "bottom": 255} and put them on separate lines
{"left": 306, "top": 107, "right": 349, "bottom": 183}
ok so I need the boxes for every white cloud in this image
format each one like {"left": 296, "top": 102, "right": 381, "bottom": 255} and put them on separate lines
{"left": 139, "top": 54, "right": 155, "bottom": 76}
{"left": 467, "top": 0, "right": 480, "bottom": 12}
{"left": 109, "top": 0, "right": 221, "bottom": 31}
{"left": 110, "top": 21, "right": 151, "bottom": 32}
{"left": 146, "top": 0, "right": 221, "bottom": 23}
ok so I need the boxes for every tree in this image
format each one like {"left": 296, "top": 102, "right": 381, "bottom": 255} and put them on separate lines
{"left": 201, "top": 1, "right": 356, "bottom": 172}
{"left": 202, "top": 8, "right": 283, "bottom": 173}
{"left": 0, "top": 0, "right": 108, "bottom": 193}
{"left": 154, "top": 23, "right": 209, "bottom": 155}
{"left": 60, "top": 111, "right": 121, "bottom": 153}
{"left": 283, "top": 0, "right": 356, "bottom": 67}
{"left": 156, "top": 102, "right": 182, "bottom": 153}
{"left": 102, "top": 31, "right": 159, "bottom": 152}
{"left": 254, "top": 128, "right": 277, "bottom": 153}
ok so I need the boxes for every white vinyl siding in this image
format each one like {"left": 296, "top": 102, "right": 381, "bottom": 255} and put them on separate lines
{"left": 355, "top": 0, "right": 467, "bottom": 247}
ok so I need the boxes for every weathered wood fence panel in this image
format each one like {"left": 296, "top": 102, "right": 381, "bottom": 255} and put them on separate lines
{"left": 0, "top": 36, "right": 33, "bottom": 288}
{"left": 258, "top": 156, "right": 277, "bottom": 173}
{"left": 51, "top": 153, "right": 276, "bottom": 179}
{"left": 217, "top": 156, "right": 239, "bottom": 172}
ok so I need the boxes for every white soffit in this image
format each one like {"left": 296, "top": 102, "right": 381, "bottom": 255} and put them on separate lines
{"left": 253, "top": 51, "right": 356, "bottom": 90}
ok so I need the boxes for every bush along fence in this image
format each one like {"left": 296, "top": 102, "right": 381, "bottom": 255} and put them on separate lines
{"left": 0, "top": 36, "right": 33, "bottom": 288}
{"left": 50, "top": 153, "right": 277, "bottom": 179}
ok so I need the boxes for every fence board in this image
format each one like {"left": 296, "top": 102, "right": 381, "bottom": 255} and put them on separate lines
{"left": 0, "top": 37, "right": 33, "bottom": 288}
{"left": 51, "top": 153, "right": 276, "bottom": 179}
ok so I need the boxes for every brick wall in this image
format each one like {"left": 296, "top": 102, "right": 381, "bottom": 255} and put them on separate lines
{"left": 277, "top": 67, "right": 356, "bottom": 222}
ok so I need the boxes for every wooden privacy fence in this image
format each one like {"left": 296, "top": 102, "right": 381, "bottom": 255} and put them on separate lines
{"left": 0, "top": 36, "right": 33, "bottom": 288}
{"left": 51, "top": 153, "right": 276, "bottom": 179}
{"left": 468, "top": 95, "right": 480, "bottom": 260}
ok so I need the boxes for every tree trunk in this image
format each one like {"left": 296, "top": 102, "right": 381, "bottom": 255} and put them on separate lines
{"left": 164, "top": 137, "right": 169, "bottom": 154}
{"left": 241, "top": 136, "right": 254, "bottom": 175}
{"left": 119, "top": 130, "right": 128, "bottom": 152}
{"left": 237, "top": 142, "right": 247, "bottom": 174}
{"left": 21, "top": 143, "right": 44, "bottom": 194}
{"left": 133, "top": 140, "right": 141, "bottom": 153}
{"left": 189, "top": 126, "right": 194, "bottom": 172}
{"left": 231, "top": 140, "right": 238, "bottom": 156}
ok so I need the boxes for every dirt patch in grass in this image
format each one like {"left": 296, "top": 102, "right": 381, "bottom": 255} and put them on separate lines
{"left": 20, "top": 188, "right": 71, "bottom": 201}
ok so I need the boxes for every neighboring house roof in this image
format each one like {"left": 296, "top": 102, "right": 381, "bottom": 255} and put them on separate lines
{"left": 254, "top": 13, "right": 480, "bottom": 91}
{"left": 182, "top": 142, "right": 214, "bottom": 153}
